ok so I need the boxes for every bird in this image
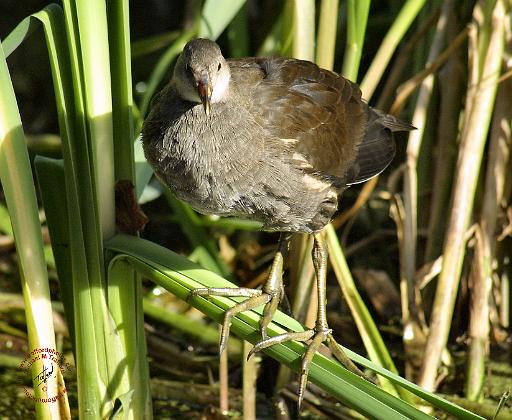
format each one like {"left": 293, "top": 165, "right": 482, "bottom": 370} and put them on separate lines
{"left": 142, "top": 38, "right": 414, "bottom": 408}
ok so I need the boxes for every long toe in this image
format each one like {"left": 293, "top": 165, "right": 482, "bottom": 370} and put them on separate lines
{"left": 217, "top": 293, "right": 272, "bottom": 354}
{"left": 247, "top": 326, "right": 335, "bottom": 411}
{"left": 297, "top": 328, "right": 331, "bottom": 411}
{"left": 246, "top": 327, "right": 367, "bottom": 410}
{"left": 189, "top": 286, "right": 263, "bottom": 300}
{"left": 327, "top": 333, "right": 373, "bottom": 382}
{"left": 247, "top": 330, "right": 315, "bottom": 360}
{"left": 187, "top": 286, "right": 271, "bottom": 353}
{"left": 259, "top": 290, "right": 282, "bottom": 340}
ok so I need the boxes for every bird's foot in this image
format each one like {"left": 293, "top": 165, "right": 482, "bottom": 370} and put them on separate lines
{"left": 248, "top": 327, "right": 367, "bottom": 410}
{"left": 190, "top": 233, "right": 291, "bottom": 354}
{"left": 188, "top": 286, "right": 282, "bottom": 354}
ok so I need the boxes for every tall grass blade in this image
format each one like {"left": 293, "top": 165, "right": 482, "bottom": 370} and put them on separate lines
{"left": 106, "top": 234, "right": 484, "bottom": 419}
{"left": 34, "top": 157, "right": 75, "bottom": 347}
{"left": 325, "top": 225, "right": 411, "bottom": 401}
{"left": 291, "top": 0, "right": 315, "bottom": 61}
{"left": 0, "top": 41, "right": 68, "bottom": 419}
{"left": 401, "top": 0, "right": 456, "bottom": 378}
{"left": 316, "top": 0, "right": 339, "bottom": 70}
{"left": 424, "top": 23, "right": 465, "bottom": 261}
{"left": 107, "top": 1, "right": 151, "bottom": 415}
{"left": 360, "top": 0, "right": 427, "bottom": 100}
{"left": 342, "top": 0, "right": 370, "bottom": 81}
{"left": 199, "top": 0, "right": 246, "bottom": 40}
{"left": 108, "top": 0, "right": 135, "bottom": 181}
{"left": 6, "top": 4, "right": 109, "bottom": 415}
{"left": 74, "top": 0, "right": 115, "bottom": 240}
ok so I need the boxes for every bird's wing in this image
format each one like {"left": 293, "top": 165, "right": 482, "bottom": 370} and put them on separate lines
{"left": 229, "top": 57, "right": 368, "bottom": 184}
{"left": 230, "top": 57, "right": 414, "bottom": 186}
{"left": 344, "top": 109, "right": 415, "bottom": 185}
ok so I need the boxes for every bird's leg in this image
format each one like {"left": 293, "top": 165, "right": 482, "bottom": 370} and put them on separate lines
{"left": 249, "top": 230, "right": 364, "bottom": 410}
{"left": 260, "top": 232, "right": 292, "bottom": 338}
{"left": 189, "top": 232, "right": 292, "bottom": 353}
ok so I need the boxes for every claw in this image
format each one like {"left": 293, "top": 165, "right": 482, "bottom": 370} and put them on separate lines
{"left": 219, "top": 308, "right": 234, "bottom": 354}
{"left": 297, "top": 328, "right": 330, "bottom": 409}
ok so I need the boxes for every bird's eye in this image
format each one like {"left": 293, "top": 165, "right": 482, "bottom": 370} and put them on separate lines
{"left": 186, "top": 64, "right": 193, "bottom": 74}
{"left": 217, "top": 63, "right": 222, "bottom": 71}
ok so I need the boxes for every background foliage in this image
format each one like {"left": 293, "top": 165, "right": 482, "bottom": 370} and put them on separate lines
{"left": 0, "top": 0, "right": 510, "bottom": 419}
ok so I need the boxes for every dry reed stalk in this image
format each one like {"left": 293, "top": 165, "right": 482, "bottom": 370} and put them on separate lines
{"left": 376, "top": 8, "right": 440, "bottom": 111}
{"left": 417, "top": 0, "right": 507, "bottom": 391}
{"left": 466, "top": 227, "right": 489, "bottom": 401}
{"left": 402, "top": 0, "right": 455, "bottom": 303}
{"left": 292, "top": 0, "right": 315, "bottom": 61}
{"left": 243, "top": 341, "right": 258, "bottom": 420}
{"left": 316, "top": 0, "right": 339, "bottom": 70}
{"left": 390, "top": 190, "right": 429, "bottom": 381}
{"left": 286, "top": 234, "right": 313, "bottom": 324}
{"left": 466, "top": 67, "right": 512, "bottom": 401}
{"left": 418, "top": 225, "right": 478, "bottom": 290}
{"left": 400, "top": 0, "right": 455, "bottom": 380}
{"left": 390, "top": 26, "right": 469, "bottom": 115}
{"left": 390, "top": 194, "right": 406, "bottom": 318}
{"left": 497, "top": 0, "right": 512, "bottom": 336}
{"left": 424, "top": 18, "right": 465, "bottom": 262}
{"left": 219, "top": 326, "right": 229, "bottom": 413}
{"left": 499, "top": 268, "right": 510, "bottom": 329}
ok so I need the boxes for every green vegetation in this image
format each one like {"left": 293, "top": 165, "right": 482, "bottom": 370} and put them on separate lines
{"left": 0, "top": 0, "right": 510, "bottom": 418}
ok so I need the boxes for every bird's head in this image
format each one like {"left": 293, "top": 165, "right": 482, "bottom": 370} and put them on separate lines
{"left": 173, "top": 38, "right": 231, "bottom": 116}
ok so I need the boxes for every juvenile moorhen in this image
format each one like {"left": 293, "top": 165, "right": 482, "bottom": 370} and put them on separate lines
{"left": 142, "top": 38, "right": 413, "bottom": 407}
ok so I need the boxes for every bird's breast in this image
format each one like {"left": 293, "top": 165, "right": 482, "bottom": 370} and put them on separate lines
{"left": 149, "top": 103, "right": 263, "bottom": 216}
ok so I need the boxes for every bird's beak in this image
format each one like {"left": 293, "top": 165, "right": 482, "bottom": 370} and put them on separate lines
{"left": 197, "top": 73, "right": 212, "bottom": 117}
